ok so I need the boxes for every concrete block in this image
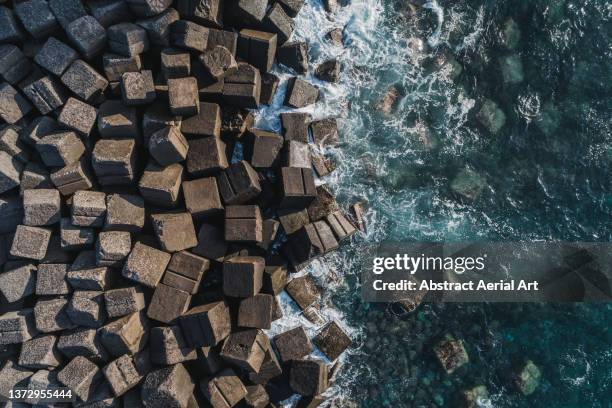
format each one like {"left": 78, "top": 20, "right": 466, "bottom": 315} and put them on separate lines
{"left": 37, "top": 131, "right": 85, "bottom": 167}
{"left": 161, "top": 48, "right": 190, "bottom": 79}
{"left": 66, "top": 15, "right": 107, "bottom": 59}
{"left": 289, "top": 359, "right": 327, "bottom": 396}
{"left": 135, "top": 8, "right": 179, "bottom": 47}
{"left": 105, "top": 193, "right": 145, "bottom": 233}
{"left": 263, "top": 3, "right": 293, "bottom": 45}
{"left": 57, "top": 97, "right": 97, "bottom": 136}
{"left": 20, "top": 163, "right": 52, "bottom": 193}
{"left": 108, "top": 22, "right": 149, "bottom": 57}
{"left": 216, "top": 160, "right": 261, "bottom": 205}
{"left": 314, "top": 59, "right": 340, "bottom": 83}
{"left": 273, "top": 326, "right": 312, "bottom": 363}
{"left": 260, "top": 73, "right": 279, "bottom": 105}
{"left": 48, "top": 0, "right": 87, "bottom": 28}
{"left": 168, "top": 76, "right": 199, "bottom": 116}
{"left": 0, "top": 309, "right": 38, "bottom": 345}
{"left": 0, "top": 151, "right": 23, "bottom": 193}
{"left": 200, "top": 368, "right": 247, "bottom": 408}
{"left": 193, "top": 223, "right": 227, "bottom": 262}
{"left": 238, "top": 294, "right": 273, "bottom": 329}
{"left": 183, "top": 177, "right": 224, "bottom": 218}
{"left": 177, "top": 0, "right": 223, "bottom": 27}
{"left": 200, "top": 46, "right": 237, "bottom": 81}
{"left": 97, "top": 100, "right": 139, "bottom": 139}
{"left": 98, "top": 312, "right": 148, "bottom": 358}
{"left": 284, "top": 77, "right": 318, "bottom": 108}
{"left": 0, "top": 83, "right": 32, "bottom": 124}
{"left": 0, "top": 45, "right": 32, "bottom": 85}
{"left": 14, "top": 0, "right": 59, "bottom": 40}
{"left": 163, "top": 251, "right": 209, "bottom": 294}
{"left": 280, "top": 167, "right": 316, "bottom": 208}
{"left": 281, "top": 112, "right": 311, "bottom": 143}
{"left": 34, "top": 297, "right": 74, "bottom": 333}
{"left": 314, "top": 321, "right": 351, "bottom": 361}
{"left": 151, "top": 212, "right": 197, "bottom": 253}
{"left": 179, "top": 301, "right": 231, "bottom": 347}
{"left": 57, "top": 356, "right": 102, "bottom": 401}
{"left": 225, "top": 205, "right": 262, "bottom": 243}
{"left": 103, "top": 350, "right": 151, "bottom": 397}
{"left": 61, "top": 59, "right": 108, "bottom": 102}
{"left": 0, "top": 261, "right": 36, "bottom": 303}
{"left": 141, "top": 364, "right": 194, "bottom": 408}
{"left": 187, "top": 136, "right": 228, "bottom": 177}
{"left": 57, "top": 327, "right": 108, "bottom": 362}
{"left": 123, "top": 242, "right": 171, "bottom": 288}
{"left": 96, "top": 231, "right": 131, "bottom": 267}
{"left": 277, "top": 41, "right": 309, "bottom": 74}
{"left": 67, "top": 250, "right": 111, "bottom": 290}
{"left": 72, "top": 190, "right": 106, "bottom": 227}
{"left": 150, "top": 325, "right": 196, "bottom": 365}
{"left": 285, "top": 275, "right": 320, "bottom": 311}
{"left": 147, "top": 283, "right": 191, "bottom": 324}
{"left": 245, "top": 129, "right": 283, "bottom": 169}
{"left": 103, "top": 53, "right": 142, "bottom": 82}
{"left": 18, "top": 334, "right": 61, "bottom": 369}
{"left": 121, "top": 70, "right": 156, "bottom": 105}
{"left": 247, "top": 347, "right": 281, "bottom": 385}
{"left": 220, "top": 328, "right": 269, "bottom": 373}
{"left": 149, "top": 126, "right": 188, "bottom": 166}
{"left": 89, "top": 0, "right": 131, "bottom": 28}
{"left": 11, "top": 225, "right": 51, "bottom": 261}
{"left": 0, "top": 7, "right": 24, "bottom": 44}
{"left": 222, "top": 256, "right": 264, "bottom": 298}
{"left": 138, "top": 162, "right": 183, "bottom": 208}
{"left": 60, "top": 217, "right": 95, "bottom": 250}
{"left": 23, "top": 188, "right": 60, "bottom": 226}
{"left": 104, "top": 287, "right": 145, "bottom": 319}
{"left": 67, "top": 290, "right": 106, "bottom": 328}
{"left": 126, "top": 0, "right": 172, "bottom": 18}
{"left": 0, "top": 126, "right": 29, "bottom": 164}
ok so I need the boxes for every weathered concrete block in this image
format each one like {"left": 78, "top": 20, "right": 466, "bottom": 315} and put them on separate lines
{"left": 248, "top": 347, "right": 282, "bottom": 384}
{"left": 179, "top": 301, "right": 231, "bottom": 347}
{"left": 217, "top": 160, "right": 261, "bottom": 205}
{"left": 66, "top": 15, "right": 107, "bottom": 59}
{"left": 22, "top": 188, "right": 60, "bottom": 226}
{"left": 280, "top": 167, "right": 316, "bottom": 208}
{"left": 0, "top": 83, "right": 31, "bottom": 124}
{"left": 281, "top": 112, "right": 311, "bottom": 143}
{"left": 108, "top": 22, "right": 149, "bottom": 57}
{"left": 314, "top": 59, "right": 340, "bottom": 83}
{"left": 279, "top": 209, "right": 310, "bottom": 236}
{"left": 306, "top": 185, "right": 338, "bottom": 221}
{"left": 0, "top": 45, "right": 32, "bottom": 85}
{"left": 97, "top": 100, "right": 139, "bottom": 139}
{"left": 163, "top": 250, "right": 209, "bottom": 294}
{"left": 103, "top": 350, "right": 151, "bottom": 397}
{"left": 72, "top": 190, "right": 106, "bottom": 227}
{"left": 14, "top": 0, "right": 60, "bottom": 39}
{"left": 326, "top": 211, "right": 357, "bottom": 241}
{"left": 263, "top": 3, "right": 293, "bottom": 45}
{"left": 273, "top": 326, "right": 312, "bottom": 363}
{"left": 220, "top": 106, "right": 253, "bottom": 137}
{"left": 20, "top": 163, "right": 52, "bottom": 193}
{"left": 200, "top": 46, "right": 238, "bottom": 81}
{"left": 225, "top": 205, "right": 263, "bottom": 243}
{"left": 314, "top": 321, "right": 351, "bottom": 361}
{"left": 260, "top": 73, "right": 279, "bottom": 105}
{"left": 168, "top": 76, "right": 200, "bottom": 116}
{"left": 37, "top": 131, "right": 85, "bottom": 168}
{"left": 11, "top": 225, "right": 51, "bottom": 261}
{"left": 88, "top": 0, "right": 131, "bottom": 28}
{"left": 238, "top": 294, "right": 273, "bottom": 329}
{"left": 289, "top": 359, "right": 327, "bottom": 396}
{"left": 278, "top": 0, "right": 304, "bottom": 17}
{"left": 67, "top": 290, "right": 106, "bottom": 328}
{"left": 58, "top": 97, "right": 97, "bottom": 136}
{"left": 161, "top": 48, "right": 190, "bottom": 79}
{"left": 96, "top": 231, "right": 131, "bottom": 267}
{"left": 0, "top": 126, "right": 29, "bottom": 164}
{"left": 57, "top": 356, "right": 102, "bottom": 401}
{"left": 262, "top": 264, "right": 287, "bottom": 295}
{"left": 149, "top": 126, "right": 188, "bottom": 166}
{"left": 135, "top": 8, "right": 179, "bottom": 47}
{"left": 220, "top": 328, "right": 269, "bottom": 374}
{"left": 0, "top": 309, "right": 38, "bottom": 345}
{"left": 311, "top": 149, "right": 335, "bottom": 177}
{"left": 283, "top": 140, "right": 311, "bottom": 169}
{"left": 284, "top": 77, "right": 318, "bottom": 108}
{"left": 193, "top": 223, "right": 227, "bottom": 262}
{"left": 277, "top": 41, "right": 309, "bottom": 74}
{"left": 257, "top": 218, "right": 279, "bottom": 251}
{"left": 0, "top": 151, "right": 23, "bottom": 194}
{"left": 0, "top": 261, "right": 36, "bottom": 303}
{"left": 105, "top": 193, "right": 145, "bottom": 233}
{"left": 18, "top": 334, "right": 61, "bottom": 369}
{"left": 68, "top": 250, "right": 111, "bottom": 290}
{"left": 24, "top": 368, "right": 64, "bottom": 405}
{"left": 34, "top": 297, "right": 74, "bottom": 333}
{"left": 0, "top": 7, "right": 25, "bottom": 44}
{"left": 61, "top": 59, "right": 108, "bottom": 102}
{"left": 245, "top": 129, "right": 283, "bottom": 169}
{"left": 0, "top": 360, "right": 34, "bottom": 400}
{"left": 48, "top": 0, "right": 87, "bottom": 28}
{"left": 123, "top": 242, "right": 171, "bottom": 288}
{"left": 104, "top": 287, "right": 145, "bottom": 319}
{"left": 237, "top": 29, "right": 276, "bottom": 73}
{"left": 57, "top": 327, "right": 108, "bottom": 362}
{"left": 170, "top": 20, "right": 209, "bottom": 52}
{"left": 147, "top": 283, "right": 191, "bottom": 324}
{"left": 285, "top": 275, "right": 320, "bottom": 311}
{"left": 60, "top": 217, "right": 95, "bottom": 251}
{"left": 99, "top": 312, "right": 148, "bottom": 358}
{"left": 138, "top": 162, "right": 183, "bottom": 208}
{"left": 103, "top": 53, "right": 142, "bottom": 82}
{"left": 50, "top": 159, "right": 93, "bottom": 196}
{"left": 178, "top": 0, "right": 223, "bottom": 27}
{"left": 187, "top": 136, "right": 228, "bottom": 177}
{"left": 310, "top": 118, "right": 339, "bottom": 146}
{"left": 23, "top": 76, "right": 67, "bottom": 116}
{"left": 150, "top": 325, "right": 196, "bottom": 365}
{"left": 183, "top": 177, "right": 224, "bottom": 218}
{"left": 141, "top": 364, "right": 194, "bottom": 408}
{"left": 223, "top": 256, "right": 264, "bottom": 298}
{"left": 222, "top": 63, "right": 261, "bottom": 108}
{"left": 126, "top": 0, "right": 172, "bottom": 17}
{"left": 433, "top": 334, "right": 469, "bottom": 374}
{"left": 121, "top": 70, "right": 156, "bottom": 105}
{"left": 200, "top": 368, "right": 247, "bottom": 408}
{"left": 229, "top": 0, "right": 267, "bottom": 26}
{"left": 151, "top": 212, "right": 197, "bottom": 253}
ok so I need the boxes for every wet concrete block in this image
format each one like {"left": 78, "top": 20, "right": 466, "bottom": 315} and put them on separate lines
{"left": 0, "top": 45, "right": 32, "bottom": 85}
{"left": 289, "top": 359, "right": 327, "bottom": 396}
{"left": 237, "top": 29, "right": 277, "bottom": 73}
{"left": 310, "top": 322, "right": 349, "bottom": 363}
{"left": 325, "top": 211, "right": 357, "bottom": 241}
{"left": 150, "top": 325, "right": 196, "bottom": 365}
{"left": 220, "top": 328, "right": 269, "bottom": 373}
{"left": 284, "top": 77, "right": 318, "bottom": 108}
{"left": 59, "top": 219, "right": 94, "bottom": 252}
{"left": 149, "top": 126, "right": 188, "bottom": 166}
{"left": 57, "top": 327, "right": 108, "bottom": 362}
{"left": 273, "top": 326, "right": 312, "bottom": 363}
{"left": 126, "top": 0, "right": 172, "bottom": 18}
{"left": 121, "top": 70, "right": 156, "bottom": 105}
{"left": 151, "top": 212, "right": 197, "bottom": 252}
{"left": 263, "top": 3, "right": 293, "bottom": 45}
{"left": 306, "top": 185, "right": 338, "bottom": 221}
{"left": 58, "top": 97, "right": 97, "bottom": 136}
{"left": 178, "top": 0, "right": 223, "bottom": 27}
{"left": 229, "top": 0, "right": 267, "bottom": 26}
{"left": 262, "top": 264, "right": 287, "bottom": 295}
{"left": 217, "top": 160, "right": 261, "bottom": 205}
{"left": 433, "top": 335, "right": 469, "bottom": 374}
{"left": 257, "top": 218, "right": 279, "bottom": 251}
{"left": 97, "top": 100, "right": 139, "bottom": 139}
{"left": 314, "top": 59, "right": 340, "bottom": 83}
{"left": 103, "top": 53, "right": 142, "bottom": 82}
{"left": 147, "top": 283, "right": 191, "bottom": 324}
{"left": 57, "top": 356, "right": 101, "bottom": 401}
{"left": 183, "top": 177, "right": 224, "bottom": 218}
{"left": 122, "top": 242, "right": 171, "bottom": 288}
{"left": 168, "top": 76, "right": 200, "bottom": 116}
{"left": 0, "top": 83, "right": 32, "bottom": 124}
{"left": 104, "top": 287, "right": 145, "bottom": 319}
{"left": 222, "top": 63, "right": 261, "bottom": 108}
{"left": 50, "top": 159, "right": 93, "bottom": 195}
{"left": 0, "top": 151, "right": 23, "bottom": 193}
{"left": 68, "top": 250, "right": 111, "bottom": 290}
{"left": 0, "top": 309, "right": 38, "bottom": 345}
{"left": 18, "top": 334, "right": 61, "bottom": 369}
{"left": 248, "top": 347, "right": 282, "bottom": 384}
{"left": 66, "top": 15, "right": 107, "bottom": 59}
{"left": 225, "top": 205, "right": 263, "bottom": 243}
{"left": 11, "top": 225, "right": 51, "bottom": 261}
{"left": 200, "top": 46, "right": 238, "bottom": 81}
{"left": 37, "top": 131, "right": 85, "bottom": 168}
{"left": 180, "top": 301, "right": 231, "bottom": 348}
{"left": 200, "top": 368, "right": 247, "bottom": 408}
{"left": 163, "top": 250, "right": 209, "bottom": 294}
{"left": 96, "top": 231, "right": 131, "bottom": 267}
{"left": 0, "top": 7, "right": 24, "bottom": 44}
{"left": 170, "top": 20, "right": 209, "bottom": 53}
{"left": 22, "top": 188, "right": 60, "bottom": 226}
{"left": 138, "top": 162, "right": 183, "bottom": 208}
{"left": 260, "top": 73, "right": 279, "bottom": 105}
{"left": 285, "top": 275, "right": 320, "bottom": 310}
{"left": 193, "top": 223, "right": 227, "bottom": 262}
{"left": 238, "top": 294, "right": 273, "bottom": 329}
{"left": 187, "top": 136, "right": 228, "bottom": 177}
{"left": 245, "top": 129, "right": 283, "bottom": 169}
{"left": 280, "top": 112, "right": 311, "bottom": 143}
{"left": 67, "top": 290, "right": 106, "bottom": 328}
{"left": 105, "top": 194, "right": 145, "bottom": 233}
{"left": 92, "top": 138, "right": 136, "bottom": 185}
{"left": 14, "top": 0, "right": 60, "bottom": 40}
{"left": 141, "top": 364, "right": 194, "bottom": 408}
{"left": 135, "top": 7, "right": 179, "bottom": 47}
{"left": 61, "top": 59, "right": 108, "bottom": 102}
{"left": 283, "top": 140, "right": 311, "bottom": 168}
{"left": 34, "top": 297, "right": 74, "bottom": 333}
{"left": 277, "top": 41, "right": 309, "bottom": 74}
{"left": 108, "top": 22, "right": 149, "bottom": 57}
{"left": 161, "top": 48, "right": 190, "bottom": 79}
{"left": 0, "top": 262, "right": 36, "bottom": 303}
{"left": 0, "top": 127, "right": 29, "bottom": 164}
{"left": 310, "top": 118, "right": 339, "bottom": 146}
{"left": 222, "top": 256, "right": 264, "bottom": 298}
{"left": 72, "top": 190, "right": 106, "bottom": 228}
{"left": 279, "top": 167, "right": 316, "bottom": 208}
{"left": 34, "top": 37, "right": 77, "bottom": 77}
{"left": 103, "top": 351, "right": 151, "bottom": 397}
{"left": 99, "top": 311, "right": 148, "bottom": 358}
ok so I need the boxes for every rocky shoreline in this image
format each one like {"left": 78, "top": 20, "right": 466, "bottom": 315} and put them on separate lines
{"left": 0, "top": 0, "right": 360, "bottom": 406}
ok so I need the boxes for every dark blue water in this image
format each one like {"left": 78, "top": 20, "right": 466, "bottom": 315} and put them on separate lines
{"left": 276, "top": 0, "right": 612, "bottom": 406}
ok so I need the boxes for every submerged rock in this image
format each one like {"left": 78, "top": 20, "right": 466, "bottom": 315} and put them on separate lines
{"left": 476, "top": 99, "right": 506, "bottom": 134}
{"left": 514, "top": 360, "right": 541, "bottom": 396}
{"left": 500, "top": 18, "right": 521, "bottom": 50}
{"left": 450, "top": 168, "right": 486, "bottom": 201}
{"left": 499, "top": 54, "right": 524, "bottom": 84}
{"left": 535, "top": 101, "right": 561, "bottom": 136}
{"left": 433, "top": 334, "right": 469, "bottom": 374}
{"left": 315, "top": 59, "right": 341, "bottom": 83}
{"left": 376, "top": 86, "right": 400, "bottom": 114}
{"left": 461, "top": 385, "right": 490, "bottom": 408}
{"left": 326, "top": 28, "right": 344, "bottom": 47}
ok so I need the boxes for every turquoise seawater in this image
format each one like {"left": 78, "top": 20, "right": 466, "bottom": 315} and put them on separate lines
{"left": 259, "top": 0, "right": 612, "bottom": 406}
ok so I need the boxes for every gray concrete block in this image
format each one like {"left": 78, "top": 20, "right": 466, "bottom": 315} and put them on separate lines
{"left": 22, "top": 76, "right": 67, "bottom": 115}
{"left": 0, "top": 309, "right": 38, "bottom": 345}
{"left": 122, "top": 242, "right": 171, "bottom": 288}
{"left": 168, "top": 76, "right": 199, "bottom": 116}
{"left": 0, "top": 83, "right": 32, "bottom": 124}
{"left": 150, "top": 325, "right": 196, "bottom": 365}
{"left": 72, "top": 190, "right": 106, "bottom": 227}
{"left": 34, "top": 37, "right": 78, "bottom": 76}
{"left": 121, "top": 70, "right": 156, "bottom": 105}
{"left": 0, "top": 261, "right": 36, "bottom": 303}
{"left": 141, "top": 364, "right": 194, "bottom": 408}
{"left": 220, "top": 328, "right": 269, "bottom": 373}
{"left": 96, "top": 231, "right": 131, "bottom": 267}
{"left": 10, "top": 225, "right": 51, "bottom": 261}
{"left": 22, "top": 188, "right": 60, "bottom": 226}
{"left": 34, "top": 297, "right": 75, "bottom": 333}
{"left": 36, "top": 262, "right": 70, "bottom": 295}
{"left": 97, "top": 100, "right": 139, "bottom": 139}
{"left": 67, "top": 290, "right": 106, "bottom": 328}
{"left": 179, "top": 301, "right": 231, "bottom": 348}
{"left": 68, "top": 250, "right": 111, "bottom": 291}
{"left": 50, "top": 159, "right": 93, "bottom": 196}
{"left": 57, "top": 356, "right": 102, "bottom": 401}
{"left": 58, "top": 97, "right": 97, "bottom": 136}
{"left": 37, "top": 131, "right": 85, "bottom": 167}
{"left": 105, "top": 193, "right": 145, "bottom": 233}
{"left": 182, "top": 177, "right": 223, "bottom": 219}
{"left": 0, "top": 151, "right": 23, "bottom": 194}
{"left": 66, "top": 15, "right": 107, "bottom": 59}
{"left": 151, "top": 212, "right": 197, "bottom": 253}
{"left": 147, "top": 283, "right": 191, "bottom": 324}
{"left": 18, "top": 334, "right": 62, "bottom": 369}
{"left": 138, "top": 162, "right": 183, "bottom": 208}
{"left": 98, "top": 312, "right": 148, "bottom": 358}
{"left": 273, "top": 326, "right": 312, "bottom": 363}
{"left": 148, "top": 126, "right": 188, "bottom": 166}
{"left": 103, "top": 350, "right": 151, "bottom": 397}
{"left": 104, "top": 287, "right": 145, "bottom": 319}
{"left": 60, "top": 217, "right": 95, "bottom": 251}
{"left": 108, "top": 22, "right": 149, "bottom": 57}
{"left": 61, "top": 60, "right": 108, "bottom": 102}
{"left": 14, "top": 0, "right": 60, "bottom": 39}
{"left": 57, "top": 327, "right": 108, "bottom": 362}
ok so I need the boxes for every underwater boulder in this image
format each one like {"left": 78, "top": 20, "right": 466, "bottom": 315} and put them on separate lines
{"left": 315, "top": 59, "right": 341, "bottom": 83}
{"left": 513, "top": 359, "right": 541, "bottom": 396}
{"left": 450, "top": 168, "right": 486, "bottom": 201}
{"left": 433, "top": 334, "right": 469, "bottom": 374}
{"left": 461, "top": 385, "right": 489, "bottom": 408}
{"left": 376, "top": 86, "right": 399, "bottom": 114}
{"left": 499, "top": 54, "right": 524, "bottom": 84}
{"left": 500, "top": 17, "right": 521, "bottom": 50}
{"left": 476, "top": 99, "right": 506, "bottom": 134}
{"left": 535, "top": 102, "right": 561, "bottom": 136}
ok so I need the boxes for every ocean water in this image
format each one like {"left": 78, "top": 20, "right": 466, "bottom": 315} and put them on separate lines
{"left": 256, "top": 0, "right": 612, "bottom": 406}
